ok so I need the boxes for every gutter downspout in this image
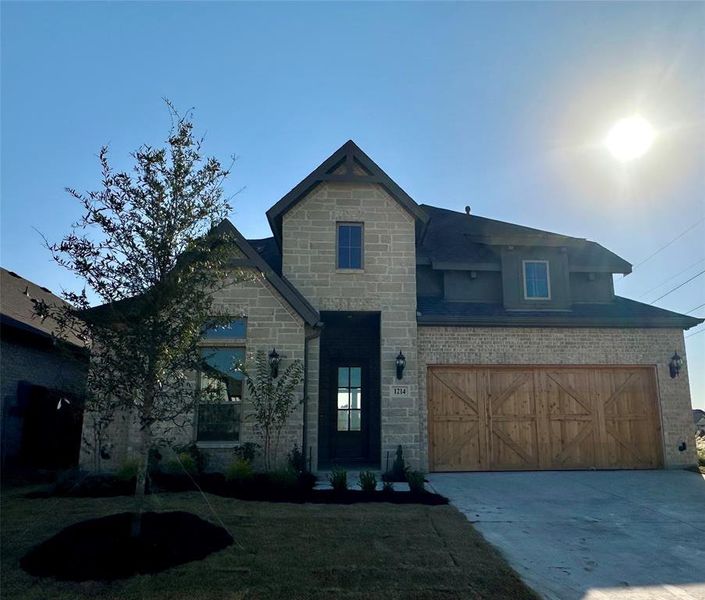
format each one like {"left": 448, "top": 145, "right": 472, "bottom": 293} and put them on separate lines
{"left": 303, "top": 323, "right": 323, "bottom": 469}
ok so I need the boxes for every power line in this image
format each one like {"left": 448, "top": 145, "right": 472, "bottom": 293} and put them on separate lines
{"left": 685, "top": 327, "right": 705, "bottom": 339}
{"left": 650, "top": 269, "right": 705, "bottom": 304}
{"left": 686, "top": 302, "right": 705, "bottom": 315}
{"left": 632, "top": 217, "right": 705, "bottom": 270}
{"left": 636, "top": 257, "right": 705, "bottom": 299}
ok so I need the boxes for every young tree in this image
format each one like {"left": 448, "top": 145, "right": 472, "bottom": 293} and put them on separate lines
{"left": 34, "top": 102, "right": 241, "bottom": 536}
{"left": 239, "top": 351, "right": 304, "bottom": 471}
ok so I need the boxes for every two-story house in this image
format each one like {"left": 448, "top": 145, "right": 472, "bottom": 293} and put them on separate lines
{"left": 86, "top": 141, "right": 702, "bottom": 473}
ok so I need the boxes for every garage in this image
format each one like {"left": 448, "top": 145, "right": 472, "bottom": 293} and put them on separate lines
{"left": 427, "top": 365, "right": 663, "bottom": 471}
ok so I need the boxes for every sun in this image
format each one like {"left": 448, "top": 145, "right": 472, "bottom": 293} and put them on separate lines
{"left": 604, "top": 115, "right": 656, "bottom": 162}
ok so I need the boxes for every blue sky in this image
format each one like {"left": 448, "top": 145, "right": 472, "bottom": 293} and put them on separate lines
{"left": 2, "top": 2, "right": 704, "bottom": 408}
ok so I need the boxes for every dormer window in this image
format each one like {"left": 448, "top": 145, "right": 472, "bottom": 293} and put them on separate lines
{"left": 523, "top": 260, "right": 550, "bottom": 300}
{"left": 337, "top": 223, "right": 363, "bottom": 269}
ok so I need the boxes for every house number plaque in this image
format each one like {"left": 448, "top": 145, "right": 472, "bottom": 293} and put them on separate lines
{"left": 391, "top": 385, "right": 409, "bottom": 398}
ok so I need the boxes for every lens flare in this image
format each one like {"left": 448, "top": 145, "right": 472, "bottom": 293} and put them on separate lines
{"left": 605, "top": 116, "right": 656, "bottom": 162}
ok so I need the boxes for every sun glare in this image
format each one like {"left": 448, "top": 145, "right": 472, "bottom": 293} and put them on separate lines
{"left": 605, "top": 116, "right": 656, "bottom": 162}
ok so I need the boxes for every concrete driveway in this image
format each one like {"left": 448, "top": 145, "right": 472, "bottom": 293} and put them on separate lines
{"left": 428, "top": 470, "right": 705, "bottom": 600}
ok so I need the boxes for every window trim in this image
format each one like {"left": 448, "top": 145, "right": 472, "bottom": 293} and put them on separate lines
{"left": 522, "top": 260, "right": 551, "bottom": 300}
{"left": 336, "top": 222, "right": 364, "bottom": 270}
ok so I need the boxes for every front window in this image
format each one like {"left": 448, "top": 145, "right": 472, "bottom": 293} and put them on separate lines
{"left": 337, "top": 223, "right": 363, "bottom": 269}
{"left": 523, "top": 260, "right": 550, "bottom": 300}
{"left": 337, "top": 366, "right": 362, "bottom": 431}
{"left": 197, "top": 347, "right": 244, "bottom": 442}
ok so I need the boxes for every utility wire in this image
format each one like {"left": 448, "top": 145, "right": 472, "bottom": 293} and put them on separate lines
{"left": 686, "top": 302, "right": 705, "bottom": 315}
{"left": 649, "top": 269, "right": 705, "bottom": 304}
{"left": 685, "top": 327, "right": 705, "bottom": 339}
{"left": 636, "top": 257, "right": 705, "bottom": 299}
{"left": 631, "top": 217, "right": 705, "bottom": 271}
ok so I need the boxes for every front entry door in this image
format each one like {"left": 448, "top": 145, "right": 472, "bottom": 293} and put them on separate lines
{"left": 331, "top": 365, "right": 367, "bottom": 462}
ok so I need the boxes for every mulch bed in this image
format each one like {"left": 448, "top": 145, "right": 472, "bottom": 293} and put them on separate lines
{"left": 28, "top": 472, "right": 449, "bottom": 505}
{"left": 20, "top": 511, "right": 233, "bottom": 581}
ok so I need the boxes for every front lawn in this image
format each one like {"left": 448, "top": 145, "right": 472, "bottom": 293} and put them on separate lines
{"left": 1, "top": 487, "right": 537, "bottom": 599}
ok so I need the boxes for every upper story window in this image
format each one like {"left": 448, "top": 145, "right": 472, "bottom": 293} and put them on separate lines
{"left": 202, "top": 319, "right": 247, "bottom": 340}
{"left": 337, "top": 223, "right": 363, "bottom": 269}
{"left": 523, "top": 260, "right": 550, "bottom": 300}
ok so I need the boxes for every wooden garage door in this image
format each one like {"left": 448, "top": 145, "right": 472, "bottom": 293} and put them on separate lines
{"left": 427, "top": 366, "right": 663, "bottom": 471}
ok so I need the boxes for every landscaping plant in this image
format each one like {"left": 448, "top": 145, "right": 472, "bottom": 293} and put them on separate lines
{"left": 358, "top": 470, "right": 377, "bottom": 493}
{"left": 238, "top": 351, "right": 304, "bottom": 470}
{"left": 329, "top": 467, "right": 348, "bottom": 492}
{"left": 33, "top": 100, "right": 242, "bottom": 536}
{"left": 407, "top": 471, "right": 426, "bottom": 494}
{"left": 383, "top": 445, "right": 408, "bottom": 482}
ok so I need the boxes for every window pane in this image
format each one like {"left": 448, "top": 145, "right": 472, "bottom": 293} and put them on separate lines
{"left": 350, "top": 410, "right": 361, "bottom": 431}
{"left": 197, "top": 403, "right": 240, "bottom": 441}
{"left": 201, "top": 348, "right": 245, "bottom": 379}
{"left": 525, "top": 262, "right": 549, "bottom": 298}
{"left": 337, "top": 411, "right": 349, "bottom": 431}
{"left": 349, "top": 225, "right": 362, "bottom": 247}
{"left": 338, "top": 367, "right": 349, "bottom": 387}
{"left": 349, "top": 246, "right": 362, "bottom": 269}
{"left": 350, "top": 388, "right": 361, "bottom": 409}
{"left": 203, "top": 319, "right": 247, "bottom": 339}
{"left": 337, "top": 389, "right": 350, "bottom": 409}
{"left": 350, "top": 367, "right": 361, "bottom": 387}
{"left": 339, "top": 225, "right": 350, "bottom": 246}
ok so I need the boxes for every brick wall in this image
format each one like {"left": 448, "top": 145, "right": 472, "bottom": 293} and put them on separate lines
{"left": 282, "top": 182, "right": 420, "bottom": 469}
{"left": 417, "top": 326, "right": 697, "bottom": 469}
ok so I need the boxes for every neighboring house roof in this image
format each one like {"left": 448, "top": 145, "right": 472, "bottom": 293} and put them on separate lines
{"left": 694, "top": 409, "right": 705, "bottom": 424}
{"left": 417, "top": 204, "right": 632, "bottom": 274}
{"left": 247, "top": 236, "right": 282, "bottom": 276}
{"left": 417, "top": 295, "right": 703, "bottom": 329}
{"left": 266, "top": 140, "right": 429, "bottom": 247}
{"left": 0, "top": 267, "right": 84, "bottom": 347}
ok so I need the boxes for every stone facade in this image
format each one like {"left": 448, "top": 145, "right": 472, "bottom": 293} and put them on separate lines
{"left": 417, "top": 326, "right": 696, "bottom": 469}
{"left": 282, "top": 182, "right": 420, "bottom": 469}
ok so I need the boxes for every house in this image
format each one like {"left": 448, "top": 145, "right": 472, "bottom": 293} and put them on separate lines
{"left": 694, "top": 409, "right": 705, "bottom": 437}
{"left": 0, "top": 268, "right": 88, "bottom": 474}
{"left": 83, "top": 141, "right": 703, "bottom": 473}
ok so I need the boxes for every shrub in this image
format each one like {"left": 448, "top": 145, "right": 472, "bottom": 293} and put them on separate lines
{"left": 116, "top": 458, "right": 140, "bottom": 481}
{"left": 233, "top": 442, "right": 258, "bottom": 463}
{"left": 696, "top": 435, "right": 705, "bottom": 467}
{"left": 297, "top": 470, "right": 317, "bottom": 492}
{"left": 382, "top": 480, "right": 394, "bottom": 493}
{"left": 407, "top": 470, "right": 425, "bottom": 494}
{"left": 270, "top": 468, "right": 298, "bottom": 489}
{"left": 173, "top": 442, "right": 206, "bottom": 474}
{"left": 288, "top": 444, "right": 307, "bottom": 473}
{"left": 358, "top": 471, "right": 377, "bottom": 492}
{"left": 225, "top": 458, "right": 254, "bottom": 482}
{"left": 382, "top": 445, "right": 408, "bottom": 482}
{"left": 162, "top": 452, "right": 198, "bottom": 476}
{"left": 329, "top": 467, "right": 348, "bottom": 492}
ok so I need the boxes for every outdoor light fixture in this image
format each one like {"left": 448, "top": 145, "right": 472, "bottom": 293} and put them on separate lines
{"left": 669, "top": 351, "right": 683, "bottom": 379}
{"left": 395, "top": 350, "right": 406, "bottom": 380}
{"left": 268, "top": 348, "right": 281, "bottom": 379}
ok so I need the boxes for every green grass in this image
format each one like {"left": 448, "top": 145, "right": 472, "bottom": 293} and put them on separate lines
{"left": 1, "top": 486, "right": 537, "bottom": 600}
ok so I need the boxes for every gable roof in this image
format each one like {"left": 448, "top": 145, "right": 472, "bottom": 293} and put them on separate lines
{"left": 0, "top": 267, "right": 85, "bottom": 347}
{"left": 209, "top": 220, "right": 319, "bottom": 326}
{"left": 418, "top": 204, "right": 632, "bottom": 274}
{"left": 266, "top": 140, "right": 429, "bottom": 245}
{"left": 84, "top": 220, "right": 320, "bottom": 328}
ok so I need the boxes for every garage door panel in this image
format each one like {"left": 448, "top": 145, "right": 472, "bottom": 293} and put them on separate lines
{"left": 428, "top": 366, "right": 662, "bottom": 472}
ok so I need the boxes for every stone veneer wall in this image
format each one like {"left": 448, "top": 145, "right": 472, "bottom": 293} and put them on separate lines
{"left": 80, "top": 269, "right": 307, "bottom": 473}
{"left": 417, "top": 326, "right": 697, "bottom": 469}
{"left": 282, "top": 182, "right": 420, "bottom": 470}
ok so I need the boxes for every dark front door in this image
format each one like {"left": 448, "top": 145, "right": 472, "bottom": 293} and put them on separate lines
{"left": 318, "top": 311, "right": 380, "bottom": 468}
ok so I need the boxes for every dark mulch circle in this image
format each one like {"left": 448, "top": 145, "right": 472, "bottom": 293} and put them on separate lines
{"left": 20, "top": 511, "right": 233, "bottom": 581}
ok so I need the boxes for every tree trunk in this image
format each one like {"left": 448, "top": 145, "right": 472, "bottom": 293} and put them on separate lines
{"left": 130, "top": 425, "right": 152, "bottom": 538}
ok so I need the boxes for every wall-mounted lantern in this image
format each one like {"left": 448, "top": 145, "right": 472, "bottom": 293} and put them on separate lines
{"left": 669, "top": 351, "right": 683, "bottom": 379}
{"left": 395, "top": 350, "right": 406, "bottom": 380}
{"left": 268, "top": 347, "right": 281, "bottom": 379}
